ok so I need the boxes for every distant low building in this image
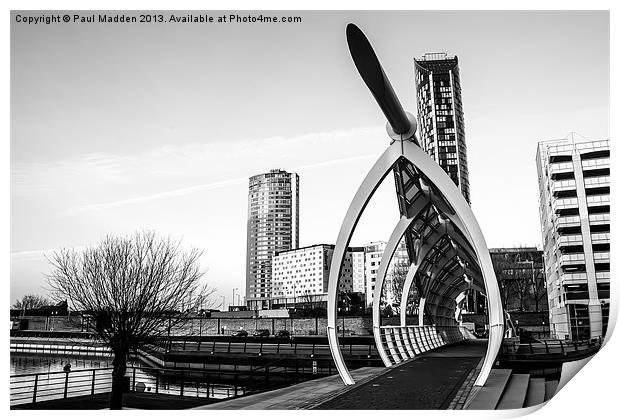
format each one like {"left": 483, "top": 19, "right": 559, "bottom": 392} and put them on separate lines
{"left": 489, "top": 247, "right": 547, "bottom": 313}
{"left": 271, "top": 244, "right": 359, "bottom": 308}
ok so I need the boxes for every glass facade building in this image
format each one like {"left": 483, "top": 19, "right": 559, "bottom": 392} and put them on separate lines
{"left": 245, "top": 169, "right": 299, "bottom": 310}
{"left": 414, "top": 53, "right": 471, "bottom": 203}
{"left": 536, "top": 138, "right": 610, "bottom": 340}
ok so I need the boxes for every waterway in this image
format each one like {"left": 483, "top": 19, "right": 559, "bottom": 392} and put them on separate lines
{"left": 11, "top": 354, "right": 112, "bottom": 375}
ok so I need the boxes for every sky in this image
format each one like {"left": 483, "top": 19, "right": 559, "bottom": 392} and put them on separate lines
{"left": 10, "top": 10, "right": 609, "bottom": 305}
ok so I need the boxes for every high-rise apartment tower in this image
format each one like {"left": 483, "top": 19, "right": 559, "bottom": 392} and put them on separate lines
{"left": 414, "top": 53, "right": 471, "bottom": 203}
{"left": 245, "top": 169, "right": 299, "bottom": 310}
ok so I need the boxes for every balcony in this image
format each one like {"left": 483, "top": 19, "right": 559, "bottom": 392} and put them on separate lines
{"left": 557, "top": 234, "right": 583, "bottom": 248}
{"left": 555, "top": 215, "right": 581, "bottom": 230}
{"left": 547, "top": 143, "right": 574, "bottom": 156}
{"left": 576, "top": 139, "right": 609, "bottom": 154}
{"left": 551, "top": 179, "right": 577, "bottom": 194}
{"left": 595, "top": 271, "right": 610, "bottom": 282}
{"left": 581, "top": 157, "right": 610, "bottom": 171}
{"left": 586, "top": 195, "right": 610, "bottom": 207}
{"left": 589, "top": 213, "right": 610, "bottom": 226}
{"left": 554, "top": 197, "right": 579, "bottom": 210}
{"left": 590, "top": 232, "right": 610, "bottom": 245}
{"left": 593, "top": 252, "right": 610, "bottom": 264}
{"left": 584, "top": 175, "right": 610, "bottom": 189}
{"left": 549, "top": 162, "right": 574, "bottom": 176}
{"left": 559, "top": 253, "right": 585, "bottom": 266}
{"left": 560, "top": 272, "right": 588, "bottom": 284}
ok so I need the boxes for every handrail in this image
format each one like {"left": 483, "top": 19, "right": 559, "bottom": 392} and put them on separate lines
{"left": 10, "top": 354, "right": 351, "bottom": 407}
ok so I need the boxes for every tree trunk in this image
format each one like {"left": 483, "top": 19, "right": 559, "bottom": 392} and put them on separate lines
{"left": 110, "top": 351, "right": 127, "bottom": 410}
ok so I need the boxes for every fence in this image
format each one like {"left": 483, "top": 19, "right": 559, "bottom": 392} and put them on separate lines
{"left": 9, "top": 356, "right": 341, "bottom": 407}
{"left": 499, "top": 337, "right": 602, "bottom": 359}
{"left": 151, "top": 335, "right": 378, "bottom": 360}
{"left": 10, "top": 341, "right": 112, "bottom": 357}
{"left": 378, "top": 325, "right": 468, "bottom": 365}
{"left": 11, "top": 367, "right": 113, "bottom": 406}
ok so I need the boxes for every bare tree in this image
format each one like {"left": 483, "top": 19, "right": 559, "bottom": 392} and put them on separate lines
{"left": 46, "top": 231, "right": 213, "bottom": 410}
{"left": 12, "top": 294, "right": 51, "bottom": 311}
{"left": 299, "top": 290, "right": 321, "bottom": 310}
{"left": 388, "top": 260, "right": 410, "bottom": 311}
{"left": 530, "top": 265, "right": 547, "bottom": 313}
{"left": 493, "top": 259, "right": 515, "bottom": 311}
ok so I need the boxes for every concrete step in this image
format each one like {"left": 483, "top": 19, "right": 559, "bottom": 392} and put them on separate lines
{"left": 524, "top": 378, "right": 546, "bottom": 407}
{"left": 467, "top": 369, "right": 512, "bottom": 410}
{"left": 544, "top": 380, "right": 559, "bottom": 401}
{"left": 496, "top": 374, "right": 530, "bottom": 410}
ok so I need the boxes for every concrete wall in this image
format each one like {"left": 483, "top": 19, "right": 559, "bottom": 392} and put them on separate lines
{"left": 11, "top": 316, "right": 82, "bottom": 331}
{"left": 12, "top": 315, "right": 376, "bottom": 336}
{"left": 179, "top": 316, "right": 374, "bottom": 336}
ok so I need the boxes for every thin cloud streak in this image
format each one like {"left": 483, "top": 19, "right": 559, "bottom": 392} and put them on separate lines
{"left": 11, "top": 246, "right": 87, "bottom": 261}
{"left": 65, "top": 154, "right": 378, "bottom": 215}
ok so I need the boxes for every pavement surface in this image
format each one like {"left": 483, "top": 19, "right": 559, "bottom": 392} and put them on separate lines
{"left": 314, "top": 340, "right": 487, "bottom": 410}
{"left": 193, "top": 367, "right": 383, "bottom": 410}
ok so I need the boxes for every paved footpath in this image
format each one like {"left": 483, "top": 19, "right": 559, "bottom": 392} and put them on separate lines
{"left": 194, "top": 367, "right": 383, "bottom": 410}
{"left": 315, "top": 340, "right": 487, "bottom": 410}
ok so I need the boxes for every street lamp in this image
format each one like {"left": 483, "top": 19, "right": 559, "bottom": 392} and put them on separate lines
{"left": 232, "top": 288, "right": 238, "bottom": 309}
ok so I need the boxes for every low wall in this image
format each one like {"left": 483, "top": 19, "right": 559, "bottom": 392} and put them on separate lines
{"left": 12, "top": 314, "right": 447, "bottom": 337}
{"left": 11, "top": 315, "right": 376, "bottom": 336}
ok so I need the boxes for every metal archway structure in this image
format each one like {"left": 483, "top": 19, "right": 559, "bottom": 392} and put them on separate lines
{"left": 326, "top": 24, "right": 504, "bottom": 387}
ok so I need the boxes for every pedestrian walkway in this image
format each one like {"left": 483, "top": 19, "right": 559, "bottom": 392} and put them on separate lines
{"left": 314, "top": 340, "right": 487, "bottom": 410}
{"left": 195, "top": 340, "right": 487, "bottom": 410}
{"left": 193, "top": 367, "right": 384, "bottom": 410}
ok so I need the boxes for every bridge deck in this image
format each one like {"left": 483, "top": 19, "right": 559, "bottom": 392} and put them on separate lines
{"left": 314, "top": 340, "right": 487, "bottom": 410}
{"left": 195, "top": 339, "right": 487, "bottom": 410}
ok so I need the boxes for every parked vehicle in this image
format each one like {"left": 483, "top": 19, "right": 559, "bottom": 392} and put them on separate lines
{"left": 232, "top": 330, "right": 248, "bottom": 337}
{"left": 253, "top": 329, "right": 270, "bottom": 337}
{"left": 276, "top": 330, "right": 290, "bottom": 339}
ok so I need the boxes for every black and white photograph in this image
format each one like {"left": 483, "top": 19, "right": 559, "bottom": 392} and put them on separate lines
{"left": 8, "top": 4, "right": 614, "bottom": 414}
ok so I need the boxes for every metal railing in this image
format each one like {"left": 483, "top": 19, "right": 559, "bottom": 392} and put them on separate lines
{"left": 150, "top": 336, "right": 378, "bottom": 359}
{"left": 499, "top": 337, "right": 602, "bottom": 358}
{"left": 11, "top": 367, "right": 113, "bottom": 406}
{"left": 10, "top": 341, "right": 111, "bottom": 357}
{"left": 378, "top": 325, "right": 467, "bottom": 365}
{"left": 10, "top": 355, "right": 348, "bottom": 407}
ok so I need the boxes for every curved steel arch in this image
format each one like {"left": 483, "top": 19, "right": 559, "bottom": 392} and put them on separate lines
{"left": 327, "top": 139, "right": 504, "bottom": 387}
{"left": 399, "top": 223, "right": 480, "bottom": 326}
{"left": 328, "top": 23, "right": 503, "bottom": 387}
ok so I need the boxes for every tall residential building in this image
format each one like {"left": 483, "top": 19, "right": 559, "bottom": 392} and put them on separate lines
{"left": 246, "top": 169, "right": 299, "bottom": 310}
{"left": 536, "top": 138, "right": 610, "bottom": 340}
{"left": 414, "top": 53, "right": 471, "bottom": 203}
